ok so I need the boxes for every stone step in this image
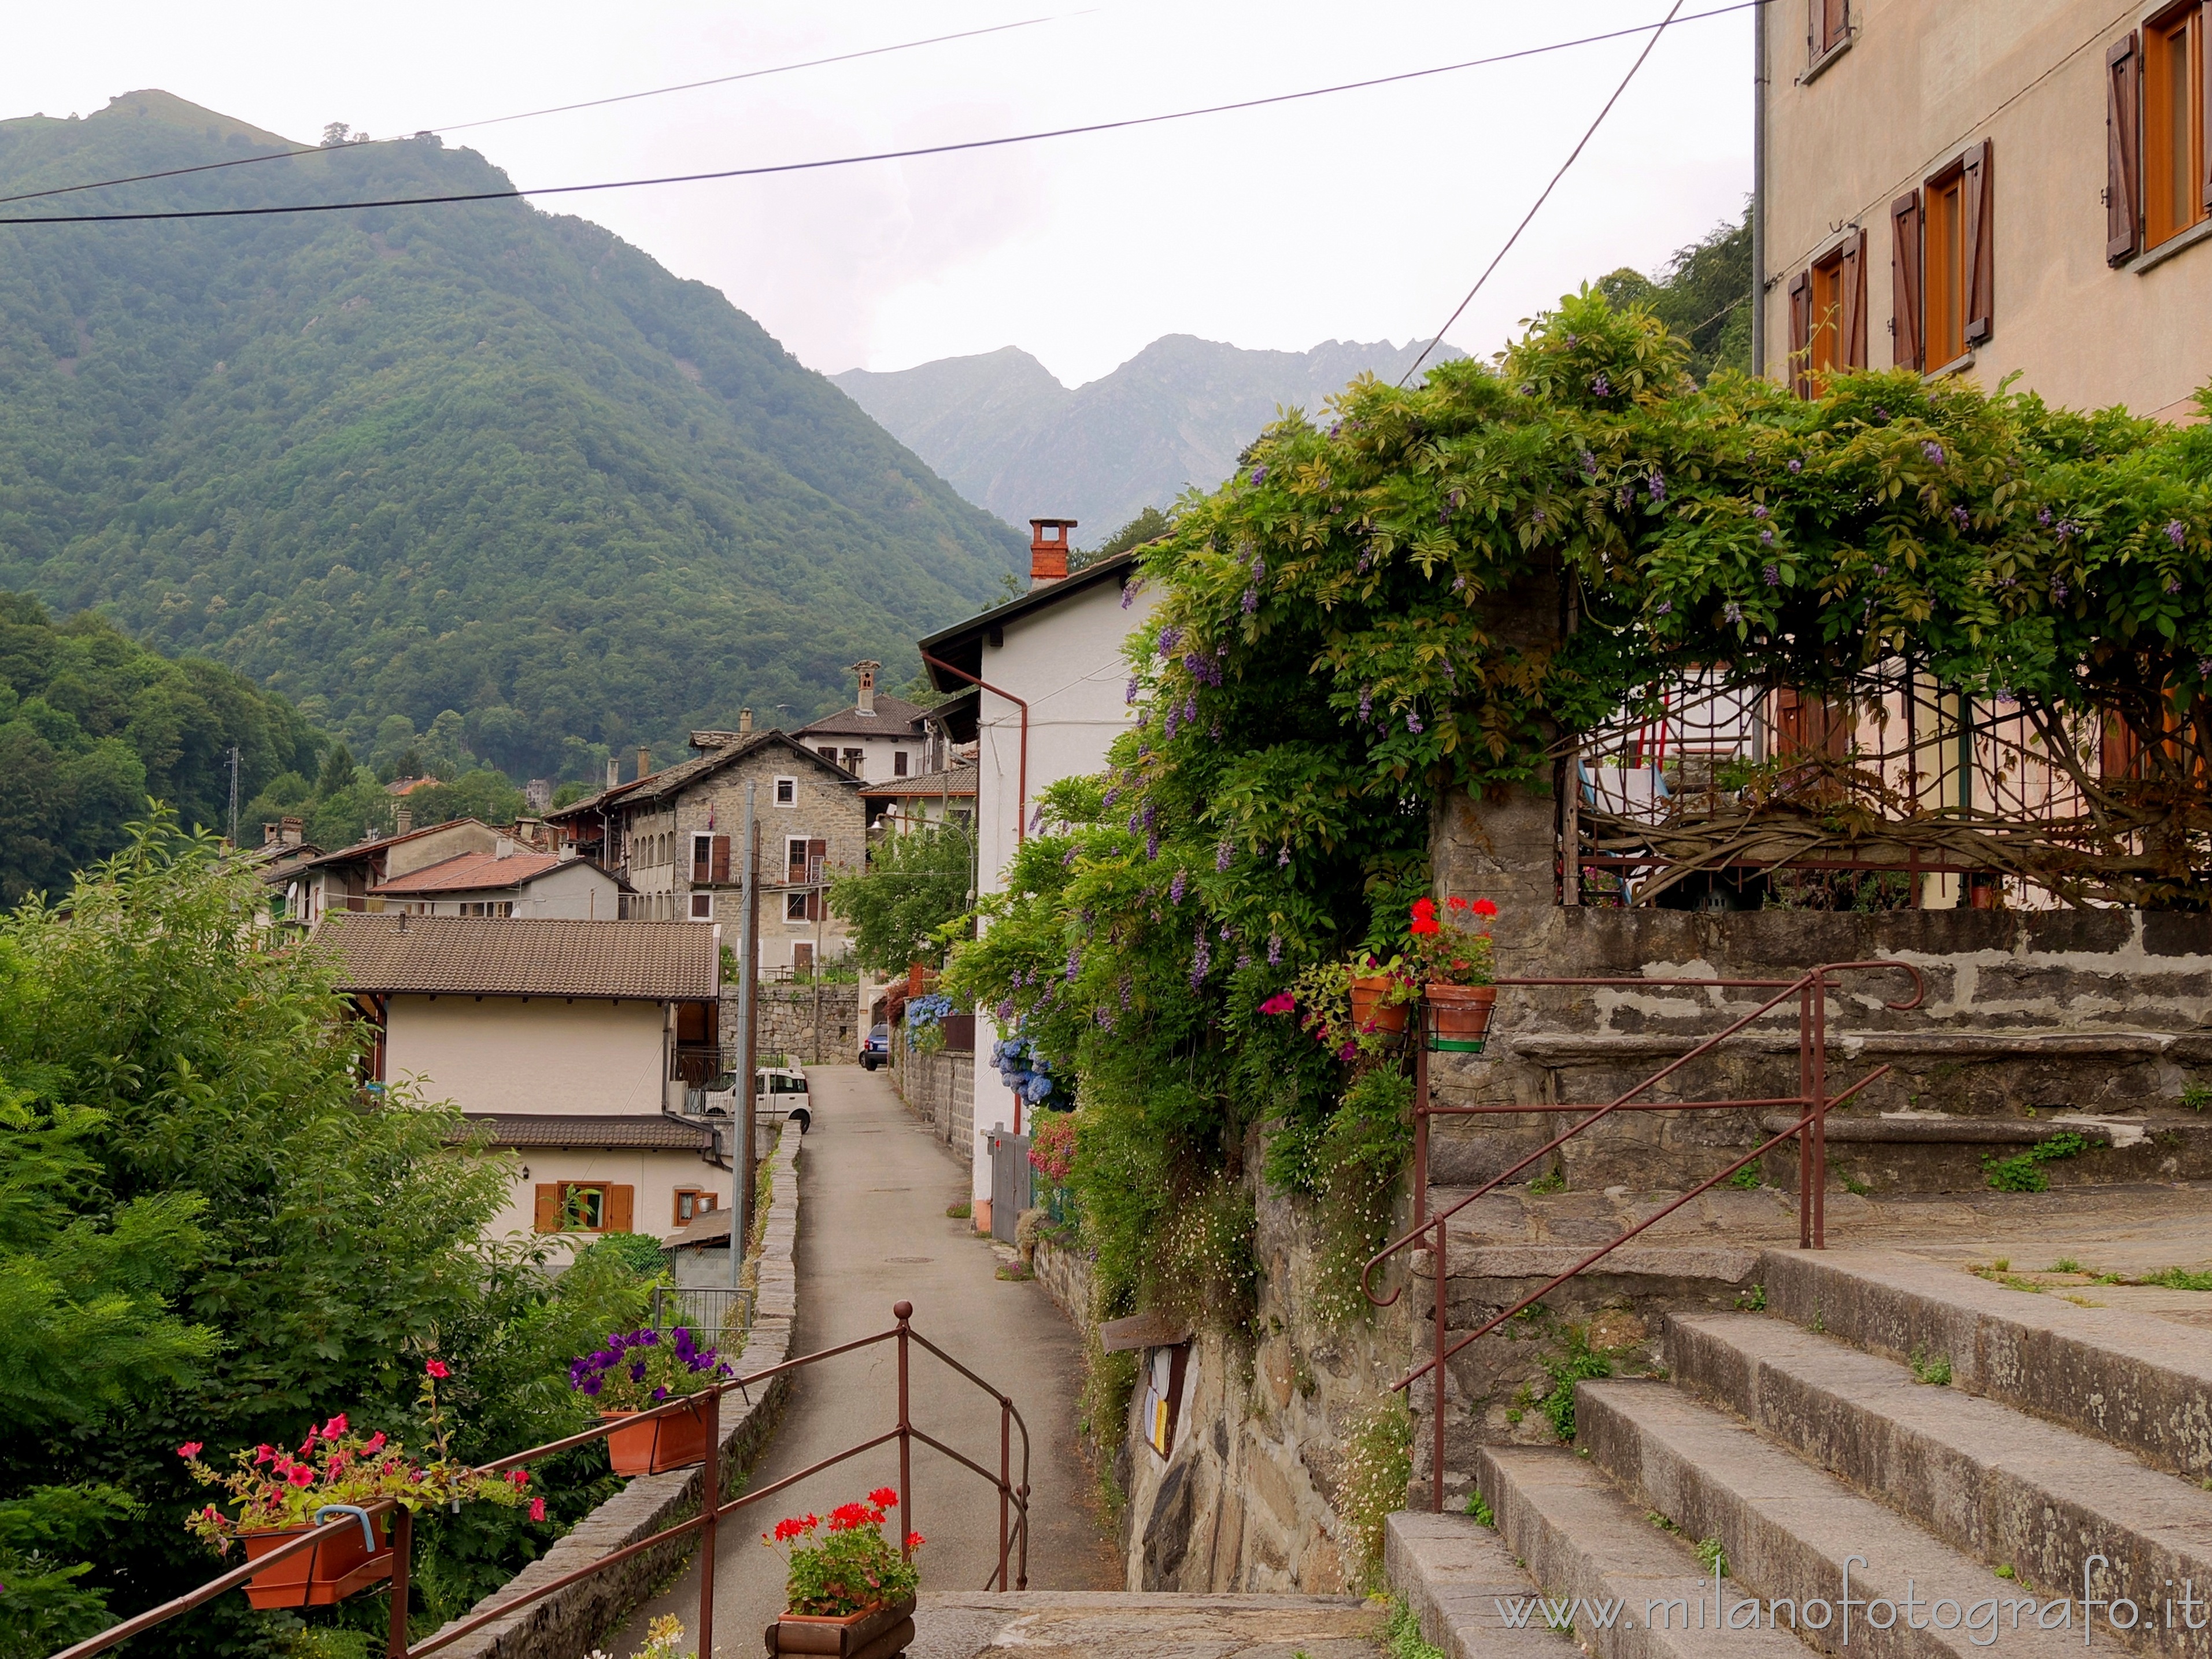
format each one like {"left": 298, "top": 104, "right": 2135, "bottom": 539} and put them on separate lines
{"left": 1575, "top": 1379, "right": 2085, "bottom": 1657}
{"left": 1669, "top": 1311, "right": 2212, "bottom": 1651}
{"left": 1474, "top": 1443, "right": 1807, "bottom": 1658}
{"left": 1382, "top": 1510, "right": 1566, "bottom": 1659}
{"left": 1759, "top": 1247, "right": 2212, "bottom": 1479}
{"left": 912, "top": 1591, "right": 1385, "bottom": 1658}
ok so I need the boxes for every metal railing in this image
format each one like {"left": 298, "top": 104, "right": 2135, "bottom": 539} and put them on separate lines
{"left": 1361, "top": 962, "right": 1925, "bottom": 1512}
{"left": 650, "top": 1284, "right": 756, "bottom": 1343}
{"left": 53, "top": 1302, "right": 1030, "bottom": 1659}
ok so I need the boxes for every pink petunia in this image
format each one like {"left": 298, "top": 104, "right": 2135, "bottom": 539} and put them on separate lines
{"left": 176, "top": 1442, "right": 204, "bottom": 1459}
{"left": 1258, "top": 991, "right": 1296, "bottom": 1016}
{"left": 322, "top": 1415, "right": 347, "bottom": 1440}
{"left": 425, "top": 1360, "right": 450, "bottom": 1379}
{"left": 286, "top": 1465, "right": 315, "bottom": 1488}
{"left": 530, "top": 1497, "right": 546, "bottom": 1522}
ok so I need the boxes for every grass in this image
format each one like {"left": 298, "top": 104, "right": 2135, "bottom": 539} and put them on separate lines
{"left": 2184, "top": 1080, "right": 2211, "bottom": 1112}
{"left": 944, "top": 1201, "right": 971, "bottom": 1219}
{"left": 1647, "top": 1509, "right": 1682, "bottom": 1535}
{"left": 1736, "top": 1283, "right": 1767, "bottom": 1312}
{"left": 1537, "top": 1327, "right": 1614, "bottom": 1442}
{"left": 1840, "top": 1173, "right": 1872, "bottom": 1196}
{"left": 2047, "top": 1257, "right": 2083, "bottom": 1273}
{"left": 1383, "top": 1597, "right": 1448, "bottom": 1659}
{"left": 1982, "top": 1132, "right": 2093, "bottom": 1193}
{"left": 2137, "top": 1266, "right": 2212, "bottom": 1291}
{"left": 1696, "top": 1538, "right": 1729, "bottom": 1578}
{"left": 1465, "top": 1491, "right": 1495, "bottom": 1527}
{"left": 1909, "top": 1345, "right": 1953, "bottom": 1387}
{"left": 1725, "top": 1162, "right": 1763, "bottom": 1190}
{"left": 1527, "top": 1167, "right": 1567, "bottom": 1195}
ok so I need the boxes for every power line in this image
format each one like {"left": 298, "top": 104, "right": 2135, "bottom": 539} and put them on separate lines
{"left": 0, "top": 2, "right": 1762, "bottom": 228}
{"left": 1400, "top": 0, "right": 1697, "bottom": 386}
{"left": 0, "top": 14, "right": 1067, "bottom": 210}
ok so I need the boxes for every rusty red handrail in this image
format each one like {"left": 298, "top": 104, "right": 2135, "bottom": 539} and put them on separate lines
{"left": 50, "top": 1302, "right": 1031, "bottom": 1659}
{"left": 1360, "top": 960, "right": 1924, "bottom": 1512}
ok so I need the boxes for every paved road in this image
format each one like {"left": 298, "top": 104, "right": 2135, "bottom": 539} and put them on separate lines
{"left": 610, "top": 1064, "right": 1120, "bottom": 1656}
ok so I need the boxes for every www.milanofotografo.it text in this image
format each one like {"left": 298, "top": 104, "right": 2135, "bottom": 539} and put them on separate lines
{"left": 1494, "top": 1555, "right": 2196, "bottom": 1646}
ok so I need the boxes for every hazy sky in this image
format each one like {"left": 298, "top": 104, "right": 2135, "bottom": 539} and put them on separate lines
{"left": 2, "top": 2, "right": 1754, "bottom": 388}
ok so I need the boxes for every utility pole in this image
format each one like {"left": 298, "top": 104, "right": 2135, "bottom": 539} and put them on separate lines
{"left": 734, "top": 783, "right": 758, "bottom": 1288}
{"left": 227, "top": 745, "right": 242, "bottom": 846}
{"left": 1750, "top": 0, "right": 1768, "bottom": 379}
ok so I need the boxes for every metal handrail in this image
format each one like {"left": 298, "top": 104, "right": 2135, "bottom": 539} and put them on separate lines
{"left": 1360, "top": 960, "right": 1924, "bottom": 1511}
{"left": 50, "top": 1302, "right": 1031, "bottom": 1659}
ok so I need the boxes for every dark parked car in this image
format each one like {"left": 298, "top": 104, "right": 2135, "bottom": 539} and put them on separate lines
{"left": 860, "top": 1024, "right": 890, "bottom": 1069}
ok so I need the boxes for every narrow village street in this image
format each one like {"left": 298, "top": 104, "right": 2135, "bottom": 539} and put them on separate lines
{"left": 611, "top": 1063, "right": 1122, "bottom": 1654}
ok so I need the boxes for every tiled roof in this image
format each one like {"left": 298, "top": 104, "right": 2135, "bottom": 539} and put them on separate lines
{"left": 543, "top": 731, "right": 854, "bottom": 823}
{"left": 794, "top": 695, "right": 935, "bottom": 740}
{"left": 371, "top": 850, "right": 568, "bottom": 895}
{"left": 667, "top": 1207, "right": 738, "bottom": 1247}
{"left": 302, "top": 817, "right": 490, "bottom": 870}
{"left": 458, "top": 1113, "right": 718, "bottom": 1150}
{"left": 859, "top": 765, "right": 978, "bottom": 798}
{"left": 317, "top": 913, "right": 719, "bottom": 998}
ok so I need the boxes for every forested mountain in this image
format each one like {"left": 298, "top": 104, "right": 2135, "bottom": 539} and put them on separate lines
{"left": 0, "top": 591, "right": 319, "bottom": 902}
{"left": 0, "top": 92, "right": 1026, "bottom": 782}
{"left": 834, "top": 335, "right": 1462, "bottom": 537}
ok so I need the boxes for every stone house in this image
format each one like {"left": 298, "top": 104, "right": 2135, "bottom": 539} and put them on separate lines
{"left": 545, "top": 728, "right": 866, "bottom": 976}
{"left": 793, "top": 660, "right": 960, "bottom": 783}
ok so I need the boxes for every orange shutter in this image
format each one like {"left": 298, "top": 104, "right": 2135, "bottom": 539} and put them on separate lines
{"left": 534, "top": 1184, "right": 559, "bottom": 1232}
{"left": 1839, "top": 228, "right": 1868, "bottom": 370}
{"left": 1961, "top": 140, "right": 1995, "bottom": 343}
{"left": 1786, "top": 271, "right": 1812, "bottom": 397}
{"left": 1890, "top": 192, "right": 1925, "bottom": 370}
{"left": 605, "top": 1186, "right": 634, "bottom": 1232}
{"left": 2108, "top": 34, "right": 2142, "bottom": 264}
{"left": 710, "top": 835, "right": 731, "bottom": 884}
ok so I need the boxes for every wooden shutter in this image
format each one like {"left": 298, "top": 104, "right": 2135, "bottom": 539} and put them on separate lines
{"left": 2108, "top": 34, "right": 2142, "bottom": 264}
{"left": 604, "top": 1186, "right": 634, "bottom": 1232}
{"left": 1819, "top": 0, "right": 1848, "bottom": 55}
{"left": 1962, "top": 140, "right": 1995, "bottom": 343}
{"left": 534, "top": 1184, "right": 559, "bottom": 1232}
{"left": 804, "top": 888, "right": 822, "bottom": 921}
{"left": 1786, "top": 270, "right": 1812, "bottom": 397}
{"left": 806, "top": 838, "right": 826, "bottom": 882}
{"left": 710, "top": 834, "right": 730, "bottom": 883}
{"left": 2203, "top": 12, "right": 2212, "bottom": 216}
{"left": 690, "top": 836, "right": 709, "bottom": 882}
{"left": 1890, "top": 192, "right": 1925, "bottom": 370}
{"left": 1839, "top": 228, "right": 1868, "bottom": 370}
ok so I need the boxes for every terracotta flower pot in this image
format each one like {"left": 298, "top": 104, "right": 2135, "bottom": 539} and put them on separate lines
{"left": 1348, "top": 975, "right": 1410, "bottom": 1041}
{"left": 1425, "top": 983, "right": 1497, "bottom": 1053}
{"left": 602, "top": 1397, "right": 711, "bottom": 1474}
{"left": 768, "top": 1593, "right": 917, "bottom": 1657}
{"left": 239, "top": 1514, "right": 392, "bottom": 1609}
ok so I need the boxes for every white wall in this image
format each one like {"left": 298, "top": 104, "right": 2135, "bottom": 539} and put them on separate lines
{"left": 386, "top": 995, "right": 668, "bottom": 1117}
{"left": 478, "top": 1146, "right": 727, "bottom": 1243}
{"left": 968, "top": 572, "right": 1159, "bottom": 1201}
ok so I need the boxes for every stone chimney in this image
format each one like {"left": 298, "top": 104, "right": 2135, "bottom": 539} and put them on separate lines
{"left": 495, "top": 835, "right": 515, "bottom": 860}
{"left": 1029, "top": 519, "right": 1076, "bottom": 587}
{"left": 606, "top": 757, "right": 620, "bottom": 789}
{"left": 262, "top": 821, "right": 280, "bottom": 849}
{"left": 636, "top": 745, "right": 650, "bottom": 781}
{"left": 393, "top": 808, "right": 413, "bottom": 836}
{"left": 852, "top": 661, "right": 881, "bottom": 716}
{"left": 739, "top": 707, "right": 753, "bottom": 736}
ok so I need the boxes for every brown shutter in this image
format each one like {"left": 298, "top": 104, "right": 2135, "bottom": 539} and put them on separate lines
{"left": 1962, "top": 140, "right": 1995, "bottom": 343}
{"left": 807, "top": 838, "right": 826, "bottom": 882}
{"left": 604, "top": 1186, "right": 634, "bottom": 1232}
{"left": 805, "top": 889, "right": 822, "bottom": 922}
{"left": 534, "top": 1184, "right": 559, "bottom": 1232}
{"left": 690, "top": 836, "right": 709, "bottom": 883}
{"left": 2108, "top": 34, "right": 2141, "bottom": 264}
{"left": 1786, "top": 270, "right": 1812, "bottom": 397}
{"left": 1839, "top": 228, "right": 1868, "bottom": 370}
{"left": 1890, "top": 192, "right": 1925, "bottom": 370}
{"left": 710, "top": 835, "right": 730, "bottom": 883}
{"left": 2202, "top": 12, "right": 2212, "bottom": 216}
{"left": 1821, "top": 0, "right": 1848, "bottom": 54}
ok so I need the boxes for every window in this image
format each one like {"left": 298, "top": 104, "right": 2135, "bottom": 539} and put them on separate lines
{"left": 691, "top": 833, "right": 728, "bottom": 884}
{"left": 1890, "top": 141, "right": 1992, "bottom": 373}
{"left": 774, "top": 776, "right": 797, "bottom": 806}
{"left": 786, "top": 891, "right": 809, "bottom": 921}
{"left": 786, "top": 835, "right": 810, "bottom": 882}
{"left": 893, "top": 750, "right": 909, "bottom": 777}
{"left": 690, "top": 893, "right": 715, "bottom": 920}
{"left": 816, "top": 746, "right": 838, "bottom": 765}
{"left": 672, "top": 1188, "right": 719, "bottom": 1225}
{"left": 1786, "top": 229, "right": 1865, "bottom": 396}
{"left": 459, "top": 900, "right": 513, "bottom": 917}
{"left": 842, "top": 748, "right": 864, "bottom": 775}
{"left": 1810, "top": 0, "right": 1848, "bottom": 62}
{"left": 533, "top": 1182, "right": 634, "bottom": 1233}
{"left": 2144, "top": 8, "right": 2207, "bottom": 251}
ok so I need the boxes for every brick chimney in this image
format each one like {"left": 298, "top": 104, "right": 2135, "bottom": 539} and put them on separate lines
{"left": 852, "top": 660, "right": 881, "bottom": 716}
{"left": 282, "top": 815, "right": 303, "bottom": 846}
{"left": 636, "top": 745, "right": 650, "bottom": 780}
{"left": 1029, "top": 519, "right": 1077, "bottom": 588}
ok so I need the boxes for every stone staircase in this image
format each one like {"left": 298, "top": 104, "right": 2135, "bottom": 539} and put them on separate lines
{"left": 1390, "top": 1245, "right": 2212, "bottom": 1657}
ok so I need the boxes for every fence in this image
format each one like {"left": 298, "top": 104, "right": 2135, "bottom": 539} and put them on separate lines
{"left": 53, "top": 1303, "right": 1031, "bottom": 1659}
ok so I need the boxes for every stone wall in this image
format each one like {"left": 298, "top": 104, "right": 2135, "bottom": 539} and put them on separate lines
{"left": 724, "top": 983, "right": 856, "bottom": 1068}
{"left": 891, "top": 1026, "right": 972, "bottom": 1153}
{"left": 430, "top": 1128, "right": 802, "bottom": 1659}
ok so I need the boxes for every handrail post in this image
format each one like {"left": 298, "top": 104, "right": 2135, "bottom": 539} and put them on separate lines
{"left": 1811, "top": 967, "right": 1829, "bottom": 1249}
{"left": 1797, "top": 977, "right": 1813, "bottom": 1250}
{"left": 894, "top": 1301, "right": 915, "bottom": 1560}
{"left": 1413, "top": 1028, "right": 1430, "bottom": 1231}
{"left": 998, "top": 1399, "right": 1012, "bottom": 1590}
{"left": 1017, "top": 1483, "right": 1030, "bottom": 1588}
{"left": 386, "top": 1506, "right": 412, "bottom": 1658}
{"left": 698, "top": 1387, "right": 721, "bottom": 1659}
{"left": 1431, "top": 1216, "right": 1447, "bottom": 1513}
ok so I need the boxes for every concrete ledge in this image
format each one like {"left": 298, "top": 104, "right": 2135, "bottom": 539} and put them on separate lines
{"left": 428, "top": 1130, "right": 803, "bottom": 1659}
{"left": 1383, "top": 1509, "right": 1558, "bottom": 1659}
{"left": 1433, "top": 1245, "right": 1762, "bottom": 1288}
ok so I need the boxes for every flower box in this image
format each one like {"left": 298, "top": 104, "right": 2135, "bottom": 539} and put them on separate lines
{"left": 602, "top": 1398, "right": 712, "bottom": 1474}
{"left": 1347, "top": 975, "right": 1410, "bottom": 1040}
{"left": 238, "top": 1515, "right": 391, "bottom": 1609}
{"left": 1424, "top": 983, "right": 1496, "bottom": 1052}
{"left": 767, "top": 1593, "right": 916, "bottom": 1657}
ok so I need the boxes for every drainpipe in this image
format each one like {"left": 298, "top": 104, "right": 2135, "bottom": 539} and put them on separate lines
{"left": 920, "top": 650, "right": 1029, "bottom": 846}
{"left": 735, "top": 781, "right": 756, "bottom": 1291}
{"left": 1751, "top": 0, "right": 1768, "bottom": 379}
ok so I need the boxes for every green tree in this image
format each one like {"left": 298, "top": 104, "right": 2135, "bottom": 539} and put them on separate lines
{"left": 1074, "top": 506, "right": 1174, "bottom": 569}
{"left": 1595, "top": 207, "right": 1752, "bottom": 384}
{"left": 828, "top": 828, "right": 973, "bottom": 976}
{"left": 316, "top": 741, "right": 359, "bottom": 798}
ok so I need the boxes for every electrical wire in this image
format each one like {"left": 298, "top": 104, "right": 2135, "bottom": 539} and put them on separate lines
{"left": 1399, "top": 0, "right": 1695, "bottom": 385}
{"left": 0, "top": 2, "right": 1762, "bottom": 228}
{"left": 0, "top": 14, "right": 1066, "bottom": 210}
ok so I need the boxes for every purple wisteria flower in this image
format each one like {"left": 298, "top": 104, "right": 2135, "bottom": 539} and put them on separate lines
{"left": 1101, "top": 784, "right": 1120, "bottom": 809}
{"left": 1788, "top": 458, "right": 1803, "bottom": 473}
{"left": 1142, "top": 803, "right": 1157, "bottom": 828}
{"left": 2200, "top": 657, "right": 2212, "bottom": 679}
{"left": 1656, "top": 600, "right": 1673, "bottom": 615}
{"left": 1452, "top": 574, "right": 1467, "bottom": 592}
{"left": 1236, "top": 954, "right": 1252, "bottom": 971}
{"left": 1157, "top": 625, "right": 1182, "bottom": 653}
{"left": 1277, "top": 845, "right": 1291, "bottom": 868}
{"left": 1590, "top": 373, "right": 1612, "bottom": 397}
{"left": 1189, "top": 934, "right": 1211, "bottom": 987}
{"left": 1169, "top": 869, "right": 1186, "bottom": 904}
{"left": 1578, "top": 449, "right": 1598, "bottom": 479}
{"left": 1066, "top": 951, "right": 1081, "bottom": 983}
{"left": 1250, "top": 466, "right": 1267, "bottom": 485}
{"left": 1126, "top": 677, "right": 1139, "bottom": 704}
{"left": 2168, "top": 520, "right": 2188, "bottom": 548}
{"left": 1146, "top": 830, "right": 1160, "bottom": 861}
{"left": 1061, "top": 845, "right": 1078, "bottom": 869}
{"left": 1952, "top": 506, "right": 1970, "bottom": 528}
{"left": 1242, "top": 587, "right": 1259, "bottom": 614}
{"left": 1763, "top": 564, "right": 1781, "bottom": 587}
{"left": 1872, "top": 564, "right": 1888, "bottom": 577}
{"left": 2051, "top": 579, "right": 2070, "bottom": 601}
{"left": 1163, "top": 706, "right": 1179, "bottom": 740}
{"left": 1760, "top": 529, "right": 1775, "bottom": 545}
{"left": 1251, "top": 556, "right": 1266, "bottom": 580}
{"left": 1406, "top": 710, "right": 1423, "bottom": 733}
{"left": 1216, "top": 839, "right": 1233, "bottom": 872}
{"left": 1183, "top": 696, "right": 1198, "bottom": 724}
{"left": 1267, "top": 932, "right": 1283, "bottom": 965}
{"left": 1647, "top": 469, "right": 1666, "bottom": 503}
{"left": 1724, "top": 601, "right": 1744, "bottom": 624}
{"left": 1752, "top": 504, "right": 1770, "bottom": 519}
{"left": 1357, "top": 686, "right": 1373, "bottom": 723}
{"left": 2039, "top": 508, "right": 2054, "bottom": 526}
{"left": 997, "top": 997, "right": 1015, "bottom": 1021}
{"left": 1922, "top": 441, "right": 1946, "bottom": 464}
{"left": 2167, "top": 577, "right": 2184, "bottom": 595}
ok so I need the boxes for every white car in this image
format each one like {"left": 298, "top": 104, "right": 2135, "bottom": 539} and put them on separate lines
{"left": 697, "top": 1066, "right": 811, "bottom": 1134}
